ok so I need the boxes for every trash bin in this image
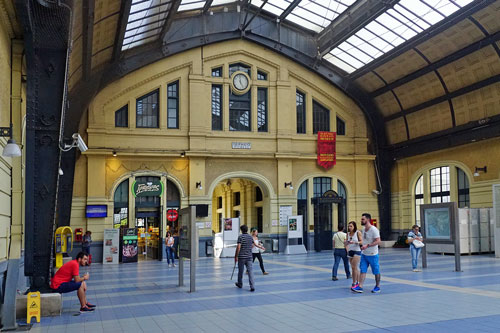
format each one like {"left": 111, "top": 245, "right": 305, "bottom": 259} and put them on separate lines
{"left": 273, "top": 239, "right": 279, "bottom": 252}
{"left": 206, "top": 240, "right": 214, "bottom": 256}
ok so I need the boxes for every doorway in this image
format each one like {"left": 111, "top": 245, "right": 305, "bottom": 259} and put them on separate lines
{"left": 136, "top": 209, "right": 162, "bottom": 261}
{"left": 314, "top": 203, "right": 332, "bottom": 251}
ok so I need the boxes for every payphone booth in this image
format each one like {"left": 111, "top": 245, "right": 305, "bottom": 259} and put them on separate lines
{"left": 55, "top": 226, "right": 73, "bottom": 268}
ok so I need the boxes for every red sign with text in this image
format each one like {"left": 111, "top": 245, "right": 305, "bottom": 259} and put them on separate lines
{"left": 167, "top": 209, "right": 178, "bottom": 222}
{"left": 317, "top": 131, "right": 336, "bottom": 169}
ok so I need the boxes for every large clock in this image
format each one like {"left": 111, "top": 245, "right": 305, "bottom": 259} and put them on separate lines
{"left": 231, "top": 71, "right": 251, "bottom": 95}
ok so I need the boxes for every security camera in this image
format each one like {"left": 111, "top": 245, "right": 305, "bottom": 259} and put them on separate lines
{"left": 58, "top": 168, "right": 64, "bottom": 176}
{"left": 72, "top": 133, "right": 88, "bottom": 152}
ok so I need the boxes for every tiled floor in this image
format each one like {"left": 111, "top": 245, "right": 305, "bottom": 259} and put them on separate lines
{"left": 20, "top": 248, "right": 500, "bottom": 332}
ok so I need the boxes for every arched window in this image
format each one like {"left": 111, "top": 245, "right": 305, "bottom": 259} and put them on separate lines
{"left": 113, "top": 179, "right": 129, "bottom": 228}
{"left": 337, "top": 180, "right": 347, "bottom": 226}
{"left": 457, "top": 168, "right": 470, "bottom": 208}
{"left": 313, "top": 177, "right": 331, "bottom": 197}
{"left": 430, "top": 166, "right": 450, "bottom": 203}
{"left": 413, "top": 165, "right": 470, "bottom": 225}
{"left": 415, "top": 175, "right": 423, "bottom": 225}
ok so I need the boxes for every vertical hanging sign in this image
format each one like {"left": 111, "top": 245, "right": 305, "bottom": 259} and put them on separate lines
{"left": 317, "top": 131, "right": 336, "bottom": 169}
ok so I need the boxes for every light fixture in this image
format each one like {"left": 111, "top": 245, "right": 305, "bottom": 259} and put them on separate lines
{"left": 0, "top": 125, "right": 21, "bottom": 157}
{"left": 180, "top": 151, "right": 185, "bottom": 158}
{"left": 284, "top": 182, "right": 293, "bottom": 190}
{"left": 372, "top": 190, "right": 380, "bottom": 195}
{"left": 226, "top": 179, "right": 232, "bottom": 186}
{"left": 58, "top": 168, "right": 64, "bottom": 176}
{"left": 112, "top": 150, "right": 117, "bottom": 157}
{"left": 474, "top": 166, "right": 487, "bottom": 177}
{"left": 196, "top": 182, "right": 203, "bottom": 190}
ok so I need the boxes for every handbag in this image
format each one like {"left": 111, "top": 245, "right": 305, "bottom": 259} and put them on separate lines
{"left": 413, "top": 239, "right": 425, "bottom": 248}
{"left": 258, "top": 241, "right": 265, "bottom": 254}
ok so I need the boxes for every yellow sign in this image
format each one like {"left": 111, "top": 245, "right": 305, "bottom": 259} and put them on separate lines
{"left": 27, "top": 291, "right": 41, "bottom": 323}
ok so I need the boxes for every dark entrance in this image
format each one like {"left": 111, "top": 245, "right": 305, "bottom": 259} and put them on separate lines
{"left": 312, "top": 190, "right": 345, "bottom": 252}
{"left": 297, "top": 181, "right": 308, "bottom": 250}
{"left": 135, "top": 176, "right": 163, "bottom": 261}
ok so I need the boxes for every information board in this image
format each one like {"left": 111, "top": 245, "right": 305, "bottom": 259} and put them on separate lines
{"left": 287, "top": 215, "right": 303, "bottom": 239}
{"left": 221, "top": 218, "right": 239, "bottom": 257}
{"left": 103, "top": 229, "right": 119, "bottom": 264}
{"left": 279, "top": 206, "right": 292, "bottom": 226}
{"left": 122, "top": 228, "right": 138, "bottom": 263}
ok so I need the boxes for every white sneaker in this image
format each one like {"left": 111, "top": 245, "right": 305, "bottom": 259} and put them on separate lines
{"left": 168, "top": 264, "right": 172, "bottom": 267}
{"left": 413, "top": 269, "right": 421, "bottom": 272}
{"left": 173, "top": 264, "right": 176, "bottom": 267}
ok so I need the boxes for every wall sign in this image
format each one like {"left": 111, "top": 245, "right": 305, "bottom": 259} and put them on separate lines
{"left": 317, "top": 131, "right": 336, "bottom": 169}
{"left": 167, "top": 209, "right": 178, "bottom": 222}
{"left": 232, "top": 142, "right": 251, "bottom": 149}
{"left": 86, "top": 205, "right": 107, "bottom": 218}
{"left": 132, "top": 179, "right": 164, "bottom": 197}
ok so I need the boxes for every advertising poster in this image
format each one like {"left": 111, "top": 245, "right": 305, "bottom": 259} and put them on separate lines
{"left": 224, "top": 218, "right": 233, "bottom": 231}
{"left": 103, "top": 229, "right": 119, "bottom": 265}
{"left": 287, "top": 215, "right": 303, "bottom": 239}
{"left": 122, "top": 228, "right": 138, "bottom": 263}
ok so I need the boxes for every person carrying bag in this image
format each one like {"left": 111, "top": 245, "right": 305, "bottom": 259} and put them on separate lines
{"left": 408, "top": 225, "right": 424, "bottom": 272}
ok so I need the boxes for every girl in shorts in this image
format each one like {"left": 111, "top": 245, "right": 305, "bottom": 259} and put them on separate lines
{"left": 346, "top": 221, "right": 363, "bottom": 290}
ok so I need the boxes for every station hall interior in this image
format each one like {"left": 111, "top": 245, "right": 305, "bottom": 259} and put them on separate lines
{"left": 1, "top": 0, "right": 500, "bottom": 331}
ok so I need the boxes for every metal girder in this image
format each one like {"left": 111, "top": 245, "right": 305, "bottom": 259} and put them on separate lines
{"left": 202, "top": 0, "right": 214, "bottom": 13}
{"left": 159, "top": 0, "right": 182, "bottom": 41}
{"left": 82, "top": 0, "right": 95, "bottom": 80}
{"left": 242, "top": 0, "right": 268, "bottom": 31}
{"left": 112, "top": 0, "right": 132, "bottom": 61}
{"left": 390, "top": 114, "right": 500, "bottom": 159}
{"left": 16, "top": 0, "right": 70, "bottom": 291}
{"left": 350, "top": 0, "right": 495, "bottom": 80}
{"left": 385, "top": 75, "right": 500, "bottom": 122}
{"left": 371, "top": 30, "right": 500, "bottom": 97}
{"left": 278, "top": 0, "right": 301, "bottom": 21}
{"left": 317, "top": 0, "right": 399, "bottom": 57}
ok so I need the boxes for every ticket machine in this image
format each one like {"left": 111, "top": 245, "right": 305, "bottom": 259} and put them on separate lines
{"left": 54, "top": 226, "right": 73, "bottom": 268}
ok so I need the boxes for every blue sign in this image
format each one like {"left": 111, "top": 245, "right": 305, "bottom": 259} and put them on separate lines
{"left": 86, "top": 205, "right": 107, "bottom": 218}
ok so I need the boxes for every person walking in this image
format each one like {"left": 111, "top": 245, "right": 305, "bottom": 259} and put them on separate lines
{"left": 251, "top": 228, "right": 269, "bottom": 275}
{"left": 235, "top": 225, "right": 255, "bottom": 292}
{"left": 352, "top": 213, "right": 381, "bottom": 294}
{"left": 82, "top": 231, "right": 92, "bottom": 254}
{"left": 408, "top": 225, "right": 424, "bottom": 272}
{"left": 346, "top": 221, "right": 362, "bottom": 290}
{"left": 332, "top": 224, "right": 350, "bottom": 281}
{"left": 165, "top": 231, "right": 175, "bottom": 267}
{"left": 82, "top": 231, "right": 92, "bottom": 265}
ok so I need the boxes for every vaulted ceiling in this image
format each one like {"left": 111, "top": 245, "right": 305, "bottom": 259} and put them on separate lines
{"left": 66, "top": 0, "right": 500, "bottom": 159}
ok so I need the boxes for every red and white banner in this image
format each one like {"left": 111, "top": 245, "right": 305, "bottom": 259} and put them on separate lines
{"left": 317, "top": 131, "right": 336, "bottom": 169}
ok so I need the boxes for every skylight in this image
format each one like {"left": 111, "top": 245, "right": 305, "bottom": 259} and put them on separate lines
{"left": 324, "top": 0, "right": 475, "bottom": 73}
{"left": 122, "top": 0, "right": 173, "bottom": 51}
{"left": 251, "top": 0, "right": 356, "bottom": 33}
{"left": 178, "top": 0, "right": 237, "bottom": 12}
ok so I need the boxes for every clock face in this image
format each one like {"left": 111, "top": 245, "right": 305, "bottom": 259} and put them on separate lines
{"left": 233, "top": 73, "right": 249, "bottom": 91}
